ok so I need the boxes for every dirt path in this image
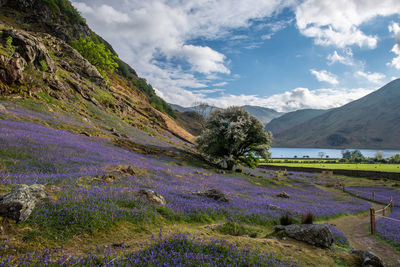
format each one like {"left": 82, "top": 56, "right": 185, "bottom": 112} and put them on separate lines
{"left": 329, "top": 203, "right": 400, "bottom": 267}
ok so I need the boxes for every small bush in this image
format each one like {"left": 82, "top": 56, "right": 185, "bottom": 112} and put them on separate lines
{"left": 279, "top": 213, "right": 293, "bottom": 226}
{"left": 39, "top": 60, "right": 49, "bottom": 72}
{"left": 5, "top": 36, "right": 16, "bottom": 56}
{"left": 301, "top": 212, "right": 314, "bottom": 224}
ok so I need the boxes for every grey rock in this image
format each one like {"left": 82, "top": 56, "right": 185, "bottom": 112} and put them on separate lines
{"left": 274, "top": 225, "right": 286, "bottom": 231}
{"left": 137, "top": 189, "right": 166, "bottom": 205}
{"left": 195, "top": 188, "right": 230, "bottom": 203}
{"left": 276, "top": 191, "right": 290, "bottom": 198}
{"left": 353, "top": 250, "right": 385, "bottom": 267}
{"left": 3, "top": 29, "right": 57, "bottom": 72}
{"left": 0, "top": 184, "right": 46, "bottom": 223}
{"left": 280, "top": 224, "right": 333, "bottom": 248}
{"left": 0, "top": 103, "right": 6, "bottom": 113}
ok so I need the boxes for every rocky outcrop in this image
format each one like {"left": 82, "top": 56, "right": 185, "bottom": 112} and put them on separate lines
{"left": 0, "top": 184, "right": 46, "bottom": 222}
{"left": 195, "top": 188, "right": 230, "bottom": 203}
{"left": 276, "top": 224, "right": 333, "bottom": 248}
{"left": 276, "top": 191, "right": 290, "bottom": 198}
{"left": 353, "top": 250, "right": 385, "bottom": 267}
{"left": 1, "top": 0, "right": 92, "bottom": 42}
{"left": 2, "top": 29, "right": 57, "bottom": 72}
{"left": 0, "top": 53, "right": 26, "bottom": 84}
{"left": 137, "top": 189, "right": 166, "bottom": 205}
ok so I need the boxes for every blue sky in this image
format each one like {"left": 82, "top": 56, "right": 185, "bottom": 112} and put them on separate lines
{"left": 72, "top": 0, "right": 400, "bottom": 112}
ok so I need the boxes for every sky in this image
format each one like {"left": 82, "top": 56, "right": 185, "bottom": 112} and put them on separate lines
{"left": 72, "top": 0, "right": 400, "bottom": 112}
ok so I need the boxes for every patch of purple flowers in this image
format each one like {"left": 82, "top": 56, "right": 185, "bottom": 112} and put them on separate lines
{"left": 0, "top": 234, "right": 297, "bottom": 266}
{"left": 324, "top": 224, "right": 350, "bottom": 247}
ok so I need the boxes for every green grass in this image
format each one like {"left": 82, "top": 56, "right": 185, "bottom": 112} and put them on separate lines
{"left": 259, "top": 162, "right": 400, "bottom": 173}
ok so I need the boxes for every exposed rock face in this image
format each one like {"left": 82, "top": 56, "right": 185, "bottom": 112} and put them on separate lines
{"left": 277, "top": 191, "right": 290, "bottom": 198}
{"left": 0, "top": 53, "right": 26, "bottom": 84}
{"left": 1, "top": 0, "right": 92, "bottom": 42}
{"left": 353, "top": 250, "right": 385, "bottom": 267}
{"left": 137, "top": 189, "right": 166, "bottom": 205}
{"left": 196, "top": 188, "right": 230, "bottom": 203}
{"left": 0, "top": 103, "right": 6, "bottom": 113}
{"left": 2, "top": 29, "right": 57, "bottom": 72}
{"left": 0, "top": 184, "right": 46, "bottom": 222}
{"left": 277, "top": 224, "right": 333, "bottom": 248}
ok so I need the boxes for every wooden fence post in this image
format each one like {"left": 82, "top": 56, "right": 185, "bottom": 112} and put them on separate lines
{"left": 372, "top": 192, "right": 375, "bottom": 201}
{"left": 370, "top": 208, "right": 375, "bottom": 235}
{"left": 390, "top": 196, "right": 393, "bottom": 213}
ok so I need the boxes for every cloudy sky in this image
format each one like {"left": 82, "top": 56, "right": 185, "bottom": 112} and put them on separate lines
{"left": 72, "top": 0, "right": 400, "bottom": 112}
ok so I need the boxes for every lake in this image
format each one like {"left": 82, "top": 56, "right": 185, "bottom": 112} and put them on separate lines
{"left": 269, "top": 147, "right": 400, "bottom": 159}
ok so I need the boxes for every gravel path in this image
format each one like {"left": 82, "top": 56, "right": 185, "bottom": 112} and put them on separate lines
{"left": 330, "top": 202, "right": 400, "bottom": 267}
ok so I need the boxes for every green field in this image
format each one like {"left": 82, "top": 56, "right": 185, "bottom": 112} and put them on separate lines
{"left": 259, "top": 162, "right": 400, "bottom": 173}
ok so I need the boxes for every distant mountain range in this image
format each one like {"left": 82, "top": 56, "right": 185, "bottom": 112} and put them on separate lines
{"left": 170, "top": 104, "right": 282, "bottom": 125}
{"left": 265, "top": 109, "right": 328, "bottom": 135}
{"left": 171, "top": 79, "right": 400, "bottom": 149}
{"left": 267, "top": 79, "right": 400, "bottom": 149}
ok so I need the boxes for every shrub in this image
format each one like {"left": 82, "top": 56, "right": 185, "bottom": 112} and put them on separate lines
{"left": 71, "top": 37, "right": 119, "bottom": 76}
{"left": 39, "top": 60, "right": 49, "bottom": 72}
{"left": 5, "top": 36, "right": 16, "bottom": 56}
{"left": 279, "top": 213, "right": 293, "bottom": 226}
{"left": 196, "top": 106, "right": 272, "bottom": 170}
{"left": 301, "top": 212, "right": 314, "bottom": 224}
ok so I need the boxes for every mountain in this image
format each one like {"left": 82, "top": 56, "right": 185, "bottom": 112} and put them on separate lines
{"left": 170, "top": 103, "right": 283, "bottom": 125}
{"left": 265, "top": 109, "right": 328, "bottom": 135}
{"left": 241, "top": 105, "right": 283, "bottom": 125}
{"left": 272, "top": 79, "right": 400, "bottom": 149}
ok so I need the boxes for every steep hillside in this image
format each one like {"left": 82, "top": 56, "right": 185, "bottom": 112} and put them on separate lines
{"left": 273, "top": 79, "right": 400, "bottom": 149}
{"left": 0, "top": 1, "right": 194, "bottom": 145}
{"left": 265, "top": 109, "right": 328, "bottom": 135}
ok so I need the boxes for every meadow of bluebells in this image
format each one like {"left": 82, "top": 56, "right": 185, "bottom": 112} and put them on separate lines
{"left": 0, "top": 110, "right": 373, "bottom": 263}
{"left": 345, "top": 186, "right": 400, "bottom": 247}
{"left": 345, "top": 186, "right": 400, "bottom": 207}
{"left": 0, "top": 233, "right": 297, "bottom": 266}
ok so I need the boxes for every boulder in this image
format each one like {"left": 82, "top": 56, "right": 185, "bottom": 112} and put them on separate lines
{"left": 137, "top": 189, "right": 166, "bottom": 205}
{"left": 277, "top": 191, "right": 290, "bottom": 198}
{"left": 278, "top": 224, "right": 333, "bottom": 248}
{"left": 353, "top": 250, "right": 385, "bottom": 267}
{"left": 0, "top": 53, "right": 26, "bottom": 84}
{"left": 196, "top": 188, "right": 230, "bottom": 203}
{"left": 0, "top": 103, "right": 6, "bottom": 113}
{"left": 0, "top": 184, "right": 46, "bottom": 223}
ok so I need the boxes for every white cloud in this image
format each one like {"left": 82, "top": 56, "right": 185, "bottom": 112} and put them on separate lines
{"left": 356, "top": 71, "right": 386, "bottom": 84}
{"left": 181, "top": 45, "right": 230, "bottom": 74}
{"left": 72, "top": 0, "right": 294, "bottom": 107}
{"left": 197, "top": 87, "right": 374, "bottom": 112}
{"left": 388, "top": 22, "right": 400, "bottom": 69}
{"left": 213, "top": 82, "right": 228, "bottom": 87}
{"left": 310, "top": 69, "right": 339, "bottom": 85}
{"left": 295, "top": 0, "right": 400, "bottom": 48}
{"left": 327, "top": 50, "right": 354, "bottom": 66}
